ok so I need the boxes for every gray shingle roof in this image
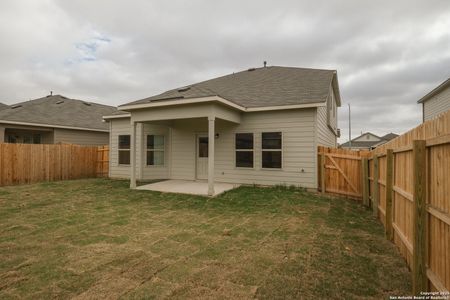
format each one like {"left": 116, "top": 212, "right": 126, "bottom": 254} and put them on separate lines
{"left": 380, "top": 133, "right": 398, "bottom": 141}
{"left": 0, "top": 95, "right": 117, "bottom": 131}
{"left": 340, "top": 140, "right": 381, "bottom": 148}
{"left": 0, "top": 103, "right": 9, "bottom": 110}
{"left": 340, "top": 132, "right": 399, "bottom": 148}
{"left": 122, "top": 66, "right": 337, "bottom": 108}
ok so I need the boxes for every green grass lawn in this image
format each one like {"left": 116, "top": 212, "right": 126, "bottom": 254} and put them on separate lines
{"left": 0, "top": 179, "right": 411, "bottom": 299}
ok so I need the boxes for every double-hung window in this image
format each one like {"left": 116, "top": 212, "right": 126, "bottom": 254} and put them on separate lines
{"left": 262, "top": 132, "right": 282, "bottom": 169}
{"left": 118, "top": 135, "right": 130, "bottom": 165}
{"left": 235, "top": 133, "right": 254, "bottom": 168}
{"left": 147, "top": 135, "right": 165, "bottom": 166}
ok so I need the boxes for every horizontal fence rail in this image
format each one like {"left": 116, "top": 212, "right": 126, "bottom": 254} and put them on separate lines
{"left": 319, "top": 109, "right": 450, "bottom": 294}
{"left": 0, "top": 143, "right": 109, "bottom": 187}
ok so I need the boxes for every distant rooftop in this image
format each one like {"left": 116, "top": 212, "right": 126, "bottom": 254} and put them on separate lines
{"left": 0, "top": 95, "right": 117, "bottom": 131}
{"left": 0, "top": 102, "right": 9, "bottom": 110}
{"left": 340, "top": 132, "right": 398, "bottom": 148}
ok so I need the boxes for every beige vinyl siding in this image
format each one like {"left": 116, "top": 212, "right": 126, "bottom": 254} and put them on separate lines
{"left": 423, "top": 85, "right": 450, "bottom": 121}
{"left": 109, "top": 118, "right": 171, "bottom": 180}
{"left": 214, "top": 109, "right": 316, "bottom": 187}
{"left": 167, "top": 110, "right": 317, "bottom": 188}
{"left": 316, "top": 106, "right": 337, "bottom": 148}
{"left": 170, "top": 119, "right": 206, "bottom": 180}
{"left": 109, "top": 108, "right": 319, "bottom": 188}
{"left": 53, "top": 128, "right": 108, "bottom": 145}
{"left": 110, "top": 118, "right": 136, "bottom": 179}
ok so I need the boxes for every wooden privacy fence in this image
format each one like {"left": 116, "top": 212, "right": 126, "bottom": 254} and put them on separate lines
{"left": 318, "top": 146, "right": 371, "bottom": 199}
{"left": 319, "top": 109, "right": 450, "bottom": 294}
{"left": 96, "top": 145, "right": 109, "bottom": 178}
{"left": 0, "top": 143, "right": 109, "bottom": 186}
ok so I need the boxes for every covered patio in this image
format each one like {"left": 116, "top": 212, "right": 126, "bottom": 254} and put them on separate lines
{"left": 136, "top": 179, "right": 240, "bottom": 196}
{"left": 125, "top": 98, "right": 242, "bottom": 196}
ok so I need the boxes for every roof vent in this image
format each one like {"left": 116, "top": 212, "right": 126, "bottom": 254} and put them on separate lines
{"left": 56, "top": 100, "right": 64, "bottom": 104}
{"left": 11, "top": 104, "right": 22, "bottom": 109}
{"left": 178, "top": 86, "right": 191, "bottom": 92}
{"left": 83, "top": 102, "right": 91, "bottom": 106}
{"left": 247, "top": 68, "right": 256, "bottom": 71}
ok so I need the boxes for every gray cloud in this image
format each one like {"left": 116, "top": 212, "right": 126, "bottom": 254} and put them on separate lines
{"left": 0, "top": 0, "right": 449, "bottom": 142}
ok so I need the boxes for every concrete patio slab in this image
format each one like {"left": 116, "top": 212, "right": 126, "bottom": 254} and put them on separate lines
{"left": 135, "top": 180, "right": 240, "bottom": 196}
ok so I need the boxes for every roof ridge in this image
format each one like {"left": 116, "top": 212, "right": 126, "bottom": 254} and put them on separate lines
{"left": 9, "top": 95, "right": 116, "bottom": 109}
{"left": 267, "top": 65, "right": 336, "bottom": 72}
{"left": 168, "top": 66, "right": 336, "bottom": 94}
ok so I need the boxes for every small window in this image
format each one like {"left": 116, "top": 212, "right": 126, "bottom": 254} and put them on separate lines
{"left": 235, "top": 133, "right": 253, "bottom": 168}
{"left": 262, "top": 132, "right": 282, "bottom": 168}
{"left": 7, "top": 135, "right": 17, "bottom": 143}
{"left": 33, "top": 134, "right": 41, "bottom": 144}
{"left": 118, "top": 135, "right": 130, "bottom": 165}
{"left": 147, "top": 135, "right": 165, "bottom": 166}
{"left": 198, "top": 137, "right": 208, "bottom": 158}
{"left": 23, "top": 135, "right": 33, "bottom": 144}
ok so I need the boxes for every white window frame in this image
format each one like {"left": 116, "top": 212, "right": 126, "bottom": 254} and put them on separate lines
{"left": 261, "top": 132, "right": 283, "bottom": 170}
{"left": 234, "top": 132, "right": 255, "bottom": 169}
{"left": 146, "top": 134, "right": 165, "bottom": 167}
{"left": 118, "top": 134, "right": 130, "bottom": 166}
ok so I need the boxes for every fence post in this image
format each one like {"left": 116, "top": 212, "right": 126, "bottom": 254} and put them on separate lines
{"left": 412, "top": 140, "right": 427, "bottom": 295}
{"left": 385, "top": 149, "right": 394, "bottom": 241}
{"left": 320, "top": 152, "right": 326, "bottom": 194}
{"left": 372, "top": 155, "right": 379, "bottom": 218}
{"left": 361, "top": 157, "right": 369, "bottom": 206}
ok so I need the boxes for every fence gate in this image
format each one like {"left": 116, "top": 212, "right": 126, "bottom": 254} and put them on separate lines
{"left": 318, "top": 146, "right": 370, "bottom": 200}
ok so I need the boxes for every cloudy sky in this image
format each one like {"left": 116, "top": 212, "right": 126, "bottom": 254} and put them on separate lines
{"left": 0, "top": 0, "right": 449, "bottom": 142}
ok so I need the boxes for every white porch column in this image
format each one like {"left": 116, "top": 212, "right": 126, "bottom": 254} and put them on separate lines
{"left": 130, "top": 121, "right": 137, "bottom": 189}
{"left": 208, "top": 116, "right": 215, "bottom": 196}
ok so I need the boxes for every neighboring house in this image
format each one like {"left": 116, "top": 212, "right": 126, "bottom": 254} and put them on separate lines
{"left": 340, "top": 132, "right": 398, "bottom": 150}
{"left": 0, "top": 95, "right": 117, "bottom": 145}
{"left": 418, "top": 77, "right": 450, "bottom": 122}
{"left": 104, "top": 66, "right": 341, "bottom": 194}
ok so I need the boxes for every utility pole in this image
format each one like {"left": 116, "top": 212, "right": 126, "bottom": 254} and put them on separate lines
{"left": 348, "top": 104, "right": 352, "bottom": 148}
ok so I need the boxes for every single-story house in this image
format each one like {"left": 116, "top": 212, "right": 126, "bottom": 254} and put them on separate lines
{"left": 104, "top": 66, "right": 341, "bottom": 195}
{"left": 0, "top": 94, "right": 117, "bottom": 145}
{"left": 340, "top": 132, "right": 398, "bottom": 150}
{"left": 418, "top": 77, "right": 450, "bottom": 122}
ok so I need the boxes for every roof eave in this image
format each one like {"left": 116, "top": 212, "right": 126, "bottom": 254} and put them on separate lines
{"left": 331, "top": 71, "right": 342, "bottom": 107}
{"left": 118, "top": 95, "right": 245, "bottom": 112}
{"left": 103, "top": 113, "right": 132, "bottom": 120}
{"left": 118, "top": 95, "right": 326, "bottom": 113}
{"left": 417, "top": 78, "right": 450, "bottom": 103}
